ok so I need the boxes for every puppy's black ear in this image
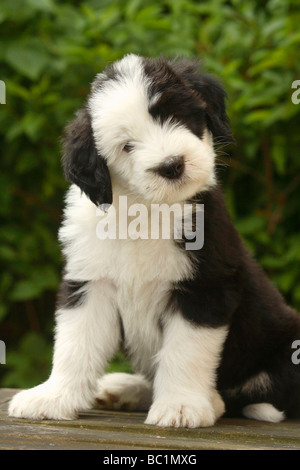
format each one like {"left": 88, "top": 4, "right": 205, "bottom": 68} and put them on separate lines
{"left": 172, "top": 60, "right": 234, "bottom": 143}
{"left": 196, "top": 72, "right": 234, "bottom": 143}
{"left": 62, "top": 108, "right": 112, "bottom": 206}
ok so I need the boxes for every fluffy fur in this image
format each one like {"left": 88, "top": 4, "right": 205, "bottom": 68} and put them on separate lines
{"left": 9, "top": 54, "right": 300, "bottom": 427}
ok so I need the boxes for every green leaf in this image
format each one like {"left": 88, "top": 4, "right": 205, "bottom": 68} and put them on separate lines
{"left": 235, "top": 215, "right": 266, "bottom": 236}
{"left": 5, "top": 43, "right": 50, "bottom": 80}
{"left": 10, "top": 280, "right": 42, "bottom": 301}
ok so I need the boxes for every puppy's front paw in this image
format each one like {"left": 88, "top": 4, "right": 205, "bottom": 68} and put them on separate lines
{"left": 145, "top": 396, "right": 216, "bottom": 428}
{"left": 8, "top": 382, "right": 79, "bottom": 420}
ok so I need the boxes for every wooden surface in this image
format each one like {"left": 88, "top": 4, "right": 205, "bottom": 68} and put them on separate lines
{"left": 0, "top": 389, "right": 300, "bottom": 450}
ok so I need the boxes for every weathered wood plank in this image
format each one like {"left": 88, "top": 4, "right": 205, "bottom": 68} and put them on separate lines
{"left": 1, "top": 389, "right": 300, "bottom": 450}
{"left": 0, "top": 388, "right": 17, "bottom": 405}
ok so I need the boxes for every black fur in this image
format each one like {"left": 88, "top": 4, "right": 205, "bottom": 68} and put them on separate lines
{"left": 143, "top": 57, "right": 233, "bottom": 143}
{"left": 57, "top": 280, "right": 88, "bottom": 309}
{"left": 62, "top": 108, "right": 112, "bottom": 207}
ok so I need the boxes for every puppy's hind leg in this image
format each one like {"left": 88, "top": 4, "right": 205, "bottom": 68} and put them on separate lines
{"left": 222, "top": 370, "right": 287, "bottom": 422}
{"left": 242, "top": 403, "right": 285, "bottom": 423}
{"left": 95, "top": 373, "right": 152, "bottom": 411}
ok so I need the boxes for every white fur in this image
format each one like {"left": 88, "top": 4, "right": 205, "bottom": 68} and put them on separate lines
{"left": 60, "top": 185, "right": 193, "bottom": 283}
{"left": 242, "top": 403, "right": 285, "bottom": 423}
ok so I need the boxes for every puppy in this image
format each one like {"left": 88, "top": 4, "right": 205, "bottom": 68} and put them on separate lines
{"left": 9, "top": 54, "right": 300, "bottom": 427}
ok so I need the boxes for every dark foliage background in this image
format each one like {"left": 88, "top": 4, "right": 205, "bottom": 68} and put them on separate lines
{"left": 0, "top": 0, "right": 299, "bottom": 387}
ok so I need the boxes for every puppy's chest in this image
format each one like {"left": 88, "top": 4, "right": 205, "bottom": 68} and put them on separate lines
{"left": 62, "top": 188, "right": 194, "bottom": 284}
{"left": 67, "top": 226, "right": 193, "bottom": 285}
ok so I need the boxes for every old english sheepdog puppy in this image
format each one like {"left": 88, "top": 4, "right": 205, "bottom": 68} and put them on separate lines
{"left": 9, "top": 54, "right": 300, "bottom": 427}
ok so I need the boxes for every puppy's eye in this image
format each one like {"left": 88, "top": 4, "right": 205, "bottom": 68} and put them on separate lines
{"left": 123, "top": 143, "right": 134, "bottom": 153}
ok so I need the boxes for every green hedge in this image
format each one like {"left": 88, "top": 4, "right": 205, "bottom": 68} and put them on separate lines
{"left": 0, "top": 0, "right": 299, "bottom": 387}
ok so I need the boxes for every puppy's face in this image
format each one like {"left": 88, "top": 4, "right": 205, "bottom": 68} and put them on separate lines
{"left": 63, "top": 54, "right": 232, "bottom": 206}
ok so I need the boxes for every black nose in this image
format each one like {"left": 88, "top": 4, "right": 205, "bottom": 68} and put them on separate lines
{"left": 156, "top": 155, "right": 185, "bottom": 180}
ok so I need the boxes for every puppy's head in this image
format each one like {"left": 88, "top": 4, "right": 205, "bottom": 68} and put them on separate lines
{"left": 62, "top": 54, "right": 233, "bottom": 206}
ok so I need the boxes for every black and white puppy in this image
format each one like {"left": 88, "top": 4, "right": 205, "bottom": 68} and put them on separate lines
{"left": 9, "top": 54, "right": 300, "bottom": 427}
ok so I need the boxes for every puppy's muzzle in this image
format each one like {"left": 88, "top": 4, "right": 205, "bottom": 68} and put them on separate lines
{"left": 154, "top": 155, "right": 185, "bottom": 180}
